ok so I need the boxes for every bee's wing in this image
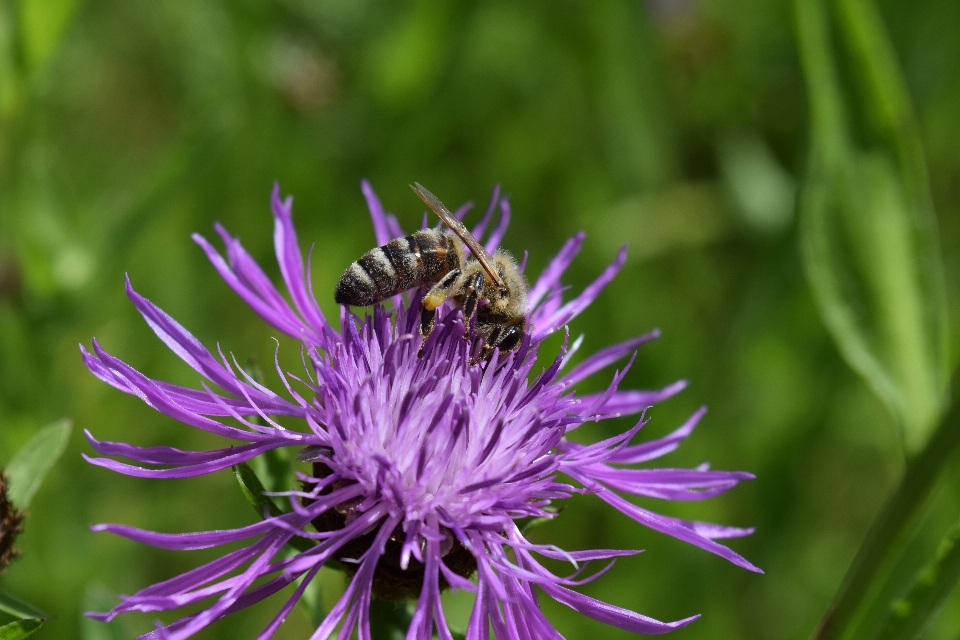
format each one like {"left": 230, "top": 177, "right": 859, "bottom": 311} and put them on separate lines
{"left": 410, "top": 182, "right": 507, "bottom": 290}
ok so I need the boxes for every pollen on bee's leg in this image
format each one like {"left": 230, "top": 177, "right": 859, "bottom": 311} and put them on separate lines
{"left": 423, "top": 290, "right": 445, "bottom": 311}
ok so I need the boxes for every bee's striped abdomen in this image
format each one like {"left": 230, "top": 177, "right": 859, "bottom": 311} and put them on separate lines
{"left": 334, "top": 230, "right": 461, "bottom": 306}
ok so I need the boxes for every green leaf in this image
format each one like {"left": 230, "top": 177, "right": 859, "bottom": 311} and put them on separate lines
{"left": 17, "top": 0, "right": 78, "bottom": 72}
{"left": 518, "top": 507, "right": 559, "bottom": 536}
{"left": 233, "top": 462, "right": 283, "bottom": 518}
{"left": 250, "top": 446, "right": 293, "bottom": 495}
{"left": 0, "top": 593, "right": 46, "bottom": 621}
{"left": 232, "top": 463, "right": 314, "bottom": 553}
{"left": 0, "top": 618, "right": 44, "bottom": 640}
{"left": 5, "top": 418, "right": 72, "bottom": 509}
{"left": 877, "top": 524, "right": 960, "bottom": 640}
{"left": 795, "top": 0, "right": 947, "bottom": 455}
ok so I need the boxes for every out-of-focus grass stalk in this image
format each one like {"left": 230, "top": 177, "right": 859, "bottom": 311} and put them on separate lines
{"left": 813, "top": 387, "right": 960, "bottom": 640}
{"left": 794, "top": 0, "right": 959, "bottom": 637}
{"left": 795, "top": 0, "right": 947, "bottom": 455}
{"left": 878, "top": 522, "right": 960, "bottom": 640}
{"left": 832, "top": 0, "right": 949, "bottom": 452}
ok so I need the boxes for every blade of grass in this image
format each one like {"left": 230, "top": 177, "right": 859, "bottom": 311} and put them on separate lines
{"left": 833, "top": 0, "right": 949, "bottom": 451}
{"left": 0, "top": 594, "right": 46, "bottom": 621}
{"left": 877, "top": 523, "right": 960, "bottom": 640}
{"left": 814, "top": 377, "right": 960, "bottom": 639}
{"left": 0, "top": 619, "right": 44, "bottom": 640}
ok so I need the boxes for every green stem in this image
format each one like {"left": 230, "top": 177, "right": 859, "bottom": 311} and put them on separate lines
{"left": 877, "top": 524, "right": 960, "bottom": 640}
{"left": 815, "top": 376, "right": 960, "bottom": 640}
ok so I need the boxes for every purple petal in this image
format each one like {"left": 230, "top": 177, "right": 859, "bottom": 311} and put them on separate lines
{"left": 471, "top": 186, "right": 500, "bottom": 243}
{"left": 522, "top": 545, "right": 641, "bottom": 563}
{"left": 82, "top": 441, "right": 282, "bottom": 478}
{"left": 581, "top": 467, "right": 755, "bottom": 501}
{"left": 532, "top": 245, "right": 628, "bottom": 340}
{"left": 577, "top": 380, "right": 687, "bottom": 417}
{"left": 271, "top": 185, "right": 334, "bottom": 342}
{"left": 560, "top": 416, "right": 648, "bottom": 467}
{"left": 501, "top": 577, "right": 564, "bottom": 639}
{"left": 484, "top": 196, "right": 510, "bottom": 254}
{"left": 84, "top": 430, "right": 268, "bottom": 466}
{"left": 91, "top": 519, "right": 283, "bottom": 550}
{"left": 163, "top": 534, "right": 294, "bottom": 638}
{"left": 120, "top": 280, "right": 302, "bottom": 411}
{"left": 87, "top": 340, "right": 302, "bottom": 443}
{"left": 133, "top": 544, "right": 267, "bottom": 600}
{"left": 311, "top": 514, "right": 399, "bottom": 640}
{"left": 408, "top": 538, "right": 454, "bottom": 640}
{"left": 255, "top": 564, "right": 320, "bottom": 640}
{"left": 361, "top": 179, "right": 392, "bottom": 246}
{"left": 151, "top": 380, "right": 300, "bottom": 417}
{"left": 192, "top": 234, "right": 313, "bottom": 341}
{"left": 213, "top": 222, "right": 291, "bottom": 313}
{"left": 689, "top": 522, "right": 756, "bottom": 540}
{"left": 608, "top": 407, "right": 705, "bottom": 464}
{"left": 578, "top": 476, "right": 762, "bottom": 573}
{"left": 527, "top": 232, "right": 585, "bottom": 311}
{"left": 539, "top": 580, "right": 700, "bottom": 635}
{"left": 562, "top": 330, "right": 661, "bottom": 385}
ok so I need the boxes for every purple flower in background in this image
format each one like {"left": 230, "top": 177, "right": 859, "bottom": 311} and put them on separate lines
{"left": 83, "top": 183, "right": 760, "bottom": 639}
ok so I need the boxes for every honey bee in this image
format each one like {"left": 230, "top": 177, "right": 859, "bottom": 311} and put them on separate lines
{"left": 335, "top": 183, "right": 529, "bottom": 363}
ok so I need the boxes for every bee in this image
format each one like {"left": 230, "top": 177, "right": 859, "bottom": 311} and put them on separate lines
{"left": 335, "top": 183, "right": 529, "bottom": 363}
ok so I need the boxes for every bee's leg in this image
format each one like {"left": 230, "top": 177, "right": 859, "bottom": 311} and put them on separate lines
{"left": 460, "top": 272, "right": 486, "bottom": 339}
{"left": 418, "top": 269, "right": 460, "bottom": 357}
{"left": 471, "top": 324, "right": 524, "bottom": 365}
{"left": 494, "top": 324, "right": 524, "bottom": 353}
{"left": 470, "top": 325, "right": 501, "bottom": 365}
{"left": 418, "top": 307, "right": 436, "bottom": 357}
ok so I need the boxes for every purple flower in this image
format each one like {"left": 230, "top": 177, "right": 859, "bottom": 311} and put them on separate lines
{"left": 83, "top": 183, "right": 760, "bottom": 639}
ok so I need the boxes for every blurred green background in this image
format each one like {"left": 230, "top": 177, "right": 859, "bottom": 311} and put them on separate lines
{"left": 1, "top": 0, "right": 960, "bottom": 638}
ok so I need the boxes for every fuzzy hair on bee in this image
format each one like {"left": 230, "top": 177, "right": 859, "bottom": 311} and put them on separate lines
{"left": 334, "top": 183, "right": 529, "bottom": 363}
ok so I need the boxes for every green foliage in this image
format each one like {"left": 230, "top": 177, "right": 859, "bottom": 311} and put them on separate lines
{"left": 4, "top": 418, "right": 71, "bottom": 509}
{"left": 812, "top": 385, "right": 960, "bottom": 640}
{"left": 794, "top": 0, "right": 960, "bottom": 638}
{"left": 0, "top": 593, "right": 45, "bottom": 621}
{"left": 17, "top": 0, "right": 78, "bottom": 73}
{"left": 250, "top": 446, "right": 294, "bottom": 495}
{"left": 0, "top": 619, "right": 43, "bottom": 640}
{"left": 233, "top": 461, "right": 285, "bottom": 518}
{"left": 794, "top": 0, "right": 947, "bottom": 455}
{"left": 879, "top": 523, "right": 960, "bottom": 640}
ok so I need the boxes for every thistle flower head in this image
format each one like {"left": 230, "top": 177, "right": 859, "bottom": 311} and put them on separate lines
{"left": 83, "top": 183, "right": 760, "bottom": 639}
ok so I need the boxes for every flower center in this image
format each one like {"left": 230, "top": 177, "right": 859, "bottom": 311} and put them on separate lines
{"left": 309, "top": 462, "right": 477, "bottom": 601}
